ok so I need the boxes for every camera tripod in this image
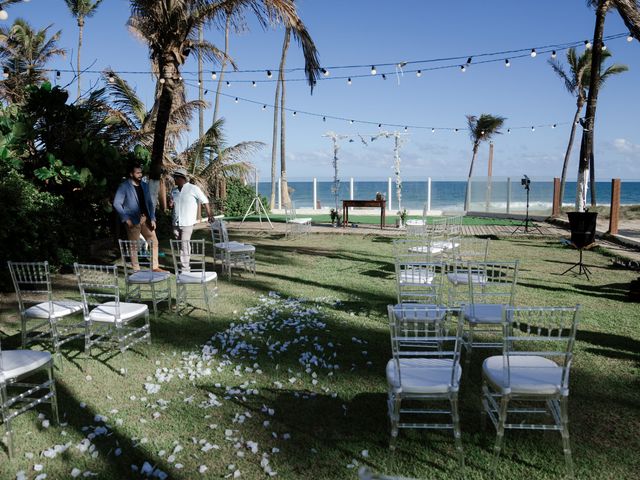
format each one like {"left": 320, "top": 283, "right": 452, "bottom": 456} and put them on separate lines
{"left": 240, "top": 169, "right": 273, "bottom": 229}
{"left": 512, "top": 182, "right": 542, "bottom": 235}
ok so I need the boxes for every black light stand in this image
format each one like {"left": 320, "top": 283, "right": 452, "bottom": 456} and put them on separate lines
{"left": 512, "top": 175, "right": 543, "bottom": 235}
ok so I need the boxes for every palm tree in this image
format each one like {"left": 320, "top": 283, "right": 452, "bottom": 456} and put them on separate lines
{"left": 63, "top": 0, "right": 103, "bottom": 101}
{"left": 575, "top": 0, "right": 637, "bottom": 210}
{"left": 278, "top": 27, "right": 291, "bottom": 208}
{"left": 464, "top": 114, "right": 505, "bottom": 211}
{"left": 0, "top": 18, "right": 65, "bottom": 104}
{"left": 128, "top": 0, "right": 320, "bottom": 208}
{"left": 549, "top": 47, "right": 627, "bottom": 204}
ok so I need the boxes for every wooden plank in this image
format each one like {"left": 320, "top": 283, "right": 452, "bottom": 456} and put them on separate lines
{"left": 608, "top": 179, "right": 621, "bottom": 235}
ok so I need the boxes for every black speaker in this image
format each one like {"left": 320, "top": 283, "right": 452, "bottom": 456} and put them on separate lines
{"left": 567, "top": 212, "right": 598, "bottom": 249}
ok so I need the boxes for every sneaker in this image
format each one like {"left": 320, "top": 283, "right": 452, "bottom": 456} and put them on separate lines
{"left": 152, "top": 267, "right": 169, "bottom": 273}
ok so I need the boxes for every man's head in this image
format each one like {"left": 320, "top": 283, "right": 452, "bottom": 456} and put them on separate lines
{"left": 172, "top": 168, "right": 189, "bottom": 187}
{"left": 129, "top": 163, "right": 143, "bottom": 183}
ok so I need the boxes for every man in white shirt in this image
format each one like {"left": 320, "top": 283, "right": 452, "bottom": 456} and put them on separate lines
{"left": 170, "top": 168, "right": 212, "bottom": 271}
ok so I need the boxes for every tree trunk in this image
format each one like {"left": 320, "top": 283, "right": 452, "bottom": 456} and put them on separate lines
{"left": 198, "top": 25, "right": 204, "bottom": 139}
{"left": 464, "top": 142, "right": 479, "bottom": 211}
{"left": 76, "top": 16, "right": 84, "bottom": 100}
{"left": 269, "top": 66, "right": 282, "bottom": 210}
{"left": 613, "top": 0, "right": 640, "bottom": 40}
{"left": 577, "top": 0, "right": 609, "bottom": 211}
{"left": 279, "top": 28, "right": 292, "bottom": 208}
{"left": 150, "top": 64, "right": 177, "bottom": 187}
{"left": 589, "top": 139, "right": 597, "bottom": 207}
{"left": 560, "top": 104, "right": 583, "bottom": 205}
{"left": 212, "top": 14, "right": 230, "bottom": 126}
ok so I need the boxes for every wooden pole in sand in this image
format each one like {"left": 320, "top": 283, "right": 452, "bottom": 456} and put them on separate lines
{"left": 485, "top": 142, "right": 494, "bottom": 211}
{"left": 608, "top": 178, "right": 621, "bottom": 235}
{"left": 552, "top": 177, "right": 561, "bottom": 217}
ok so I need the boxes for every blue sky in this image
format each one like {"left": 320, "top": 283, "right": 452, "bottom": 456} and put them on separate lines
{"left": 5, "top": 0, "right": 640, "bottom": 181}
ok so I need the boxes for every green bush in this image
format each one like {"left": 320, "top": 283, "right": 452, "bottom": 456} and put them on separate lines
{"left": 223, "top": 178, "right": 269, "bottom": 217}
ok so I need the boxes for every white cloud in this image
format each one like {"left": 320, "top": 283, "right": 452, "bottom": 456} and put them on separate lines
{"left": 611, "top": 138, "right": 640, "bottom": 157}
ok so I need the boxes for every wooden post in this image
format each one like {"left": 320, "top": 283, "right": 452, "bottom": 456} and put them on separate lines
{"left": 313, "top": 177, "right": 317, "bottom": 210}
{"left": 608, "top": 178, "right": 621, "bottom": 235}
{"left": 552, "top": 177, "right": 561, "bottom": 217}
{"left": 427, "top": 177, "right": 432, "bottom": 213}
{"left": 485, "top": 142, "right": 494, "bottom": 211}
{"left": 387, "top": 177, "right": 392, "bottom": 212}
{"left": 506, "top": 177, "right": 511, "bottom": 214}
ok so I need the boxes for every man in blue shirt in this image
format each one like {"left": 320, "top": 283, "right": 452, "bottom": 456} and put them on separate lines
{"left": 113, "top": 163, "right": 167, "bottom": 272}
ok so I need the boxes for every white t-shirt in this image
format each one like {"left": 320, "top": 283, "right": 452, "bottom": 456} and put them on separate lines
{"left": 171, "top": 183, "right": 209, "bottom": 227}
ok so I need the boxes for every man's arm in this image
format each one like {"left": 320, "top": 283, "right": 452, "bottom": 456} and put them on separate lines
{"left": 113, "top": 183, "right": 130, "bottom": 223}
{"left": 195, "top": 186, "right": 212, "bottom": 221}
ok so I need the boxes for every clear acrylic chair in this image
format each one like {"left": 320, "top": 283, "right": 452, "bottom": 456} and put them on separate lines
{"left": 210, "top": 219, "right": 256, "bottom": 280}
{"left": 405, "top": 203, "right": 428, "bottom": 236}
{"left": 386, "top": 304, "right": 465, "bottom": 466}
{"left": 74, "top": 263, "right": 151, "bottom": 373}
{"left": 7, "top": 261, "right": 84, "bottom": 363}
{"left": 463, "top": 260, "right": 519, "bottom": 355}
{"left": 394, "top": 256, "right": 445, "bottom": 307}
{"left": 284, "top": 202, "right": 312, "bottom": 237}
{"left": 481, "top": 306, "right": 580, "bottom": 479}
{"left": 1, "top": 337, "right": 59, "bottom": 459}
{"left": 169, "top": 239, "right": 218, "bottom": 318}
{"left": 446, "top": 237, "right": 491, "bottom": 305}
{"left": 118, "top": 239, "right": 171, "bottom": 318}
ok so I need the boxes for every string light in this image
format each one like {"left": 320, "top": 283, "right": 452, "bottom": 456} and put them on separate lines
{"left": 234, "top": 97, "right": 238, "bottom": 103}
{"left": 2, "top": 67, "right": 9, "bottom": 79}
{"left": 370, "top": 65, "right": 377, "bottom": 75}
{"left": 262, "top": 104, "right": 266, "bottom": 110}
{"left": 204, "top": 89, "right": 208, "bottom": 94}
{"left": 627, "top": 33, "right": 633, "bottom": 42}
{"left": 454, "top": 128, "right": 459, "bottom": 132}
{"left": 211, "top": 71, "right": 216, "bottom": 80}
{"left": 293, "top": 111, "right": 297, "bottom": 116}
{"left": 347, "top": 77, "right": 352, "bottom": 85}
{"left": 584, "top": 40, "right": 592, "bottom": 49}
{"left": 507, "top": 128, "right": 511, "bottom": 133}
{"left": 381, "top": 73, "right": 387, "bottom": 80}
{"left": 530, "top": 48, "right": 537, "bottom": 57}
{"left": 531, "top": 126, "right": 535, "bottom": 132}
{"left": 349, "top": 120, "right": 354, "bottom": 124}
{"left": 505, "top": 59, "right": 510, "bottom": 67}
{"left": 266, "top": 70, "right": 272, "bottom": 78}
{"left": 56, "top": 70, "right": 61, "bottom": 78}
{"left": 159, "top": 78, "right": 165, "bottom": 84}
{"left": 416, "top": 70, "right": 422, "bottom": 77}
{"left": 404, "top": 126, "right": 408, "bottom": 132}
{"left": 197, "top": 80, "right": 201, "bottom": 86}
{"left": 552, "top": 123, "right": 557, "bottom": 128}
{"left": 460, "top": 65, "right": 466, "bottom": 72}
{"left": 321, "top": 68, "right": 329, "bottom": 76}
{"left": 601, "top": 43, "right": 607, "bottom": 51}
{"left": 431, "top": 128, "right": 435, "bottom": 133}
{"left": 226, "top": 81, "right": 230, "bottom": 87}
{"left": 551, "top": 50, "right": 557, "bottom": 58}
{"left": 0, "top": 9, "right": 8, "bottom": 21}
{"left": 108, "top": 72, "right": 115, "bottom": 83}
{"left": 378, "top": 123, "right": 382, "bottom": 128}
{"left": 323, "top": 116, "right": 326, "bottom": 122}
{"left": 252, "top": 81, "right": 256, "bottom": 87}
{"left": 466, "top": 57, "right": 472, "bottom": 64}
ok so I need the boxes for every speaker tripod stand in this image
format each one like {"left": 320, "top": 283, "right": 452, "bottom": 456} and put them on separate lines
{"left": 561, "top": 247, "right": 592, "bottom": 280}
{"left": 512, "top": 183, "right": 543, "bottom": 235}
{"left": 241, "top": 194, "right": 273, "bottom": 229}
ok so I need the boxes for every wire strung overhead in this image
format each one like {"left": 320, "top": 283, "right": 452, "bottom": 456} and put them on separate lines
{"left": 182, "top": 79, "right": 565, "bottom": 133}
{"left": 37, "top": 31, "right": 633, "bottom": 85}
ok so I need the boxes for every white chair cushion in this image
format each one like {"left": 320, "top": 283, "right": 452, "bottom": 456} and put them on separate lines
{"left": 289, "top": 218, "right": 312, "bottom": 224}
{"left": 483, "top": 355, "right": 566, "bottom": 395}
{"left": 447, "top": 272, "right": 488, "bottom": 285}
{"left": 431, "top": 240, "right": 460, "bottom": 250}
{"left": 392, "top": 304, "right": 445, "bottom": 321}
{"left": 405, "top": 219, "right": 426, "bottom": 226}
{"left": 177, "top": 271, "right": 218, "bottom": 284}
{"left": 463, "top": 303, "right": 505, "bottom": 324}
{"left": 386, "top": 358, "right": 461, "bottom": 394}
{"left": 398, "top": 269, "right": 435, "bottom": 285}
{"left": 215, "top": 242, "right": 255, "bottom": 253}
{"left": 127, "top": 271, "right": 170, "bottom": 283}
{"left": 0, "top": 350, "right": 52, "bottom": 380}
{"left": 407, "top": 245, "right": 444, "bottom": 255}
{"left": 24, "top": 300, "right": 83, "bottom": 319}
{"left": 89, "top": 302, "right": 148, "bottom": 323}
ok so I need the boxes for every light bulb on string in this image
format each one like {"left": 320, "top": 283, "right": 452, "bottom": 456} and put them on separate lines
{"left": 349, "top": 120, "right": 354, "bottom": 124}
{"left": 627, "top": 33, "right": 634, "bottom": 42}
{"left": 404, "top": 126, "right": 408, "bottom": 132}
{"left": 159, "top": 78, "right": 165, "bottom": 84}
{"left": 552, "top": 124, "right": 557, "bottom": 128}
{"left": 381, "top": 73, "right": 387, "bottom": 80}
{"left": 2, "top": 67, "right": 9, "bottom": 79}
{"left": 292, "top": 111, "right": 297, "bottom": 116}
{"left": 252, "top": 81, "right": 256, "bottom": 87}
{"left": 347, "top": 77, "right": 352, "bottom": 85}
{"left": 460, "top": 65, "right": 466, "bottom": 72}
{"left": 108, "top": 73, "right": 115, "bottom": 83}
{"left": 507, "top": 128, "right": 511, "bottom": 133}
{"left": 454, "top": 128, "right": 459, "bottom": 132}
{"left": 431, "top": 128, "right": 435, "bottom": 133}
{"left": 262, "top": 105, "right": 266, "bottom": 110}
{"left": 197, "top": 80, "right": 201, "bottom": 86}
{"left": 0, "top": 9, "right": 8, "bottom": 21}
{"left": 531, "top": 126, "right": 535, "bottom": 132}
{"left": 370, "top": 65, "right": 376, "bottom": 75}
{"left": 416, "top": 70, "right": 422, "bottom": 77}
{"left": 322, "top": 116, "right": 326, "bottom": 122}
{"left": 204, "top": 90, "right": 208, "bottom": 95}
{"left": 601, "top": 43, "right": 607, "bottom": 51}
{"left": 266, "top": 70, "right": 272, "bottom": 78}
{"left": 505, "top": 59, "right": 510, "bottom": 67}
{"left": 466, "top": 57, "right": 472, "bottom": 64}
{"left": 321, "top": 68, "right": 329, "bottom": 76}
{"left": 551, "top": 50, "right": 557, "bottom": 58}
{"left": 530, "top": 48, "right": 537, "bottom": 57}
{"left": 211, "top": 71, "right": 217, "bottom": 80}
{"left": 226, "top": 81, "right": 230, "bottom": 87}
{"left": 584, "top": 40, "right": 592, "bottom": 49}
{"left": 56, "top": 70, "right": 61, "bottom": 79}
{"left": 378, "top": 123, "right": 382, "bottom": 128}
{"left": 234, "top": 97, "right": 238, "bottom": 103}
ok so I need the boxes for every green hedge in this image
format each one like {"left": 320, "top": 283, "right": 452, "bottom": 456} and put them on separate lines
{"left": 222, "top": 178, "right": 269, "bottom": 217}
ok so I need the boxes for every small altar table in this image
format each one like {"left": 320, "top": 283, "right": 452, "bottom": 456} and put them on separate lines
{"left": 342, "top": 199, "right": 386, "bottom": 229}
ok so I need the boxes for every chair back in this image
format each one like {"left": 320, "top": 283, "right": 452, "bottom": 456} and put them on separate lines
{"left": 388, "top": 305, "right": 464, "bottom": 390}
{"left": 73, "top": 263, "right": 120, "bottom": 319}
{"left": 210, "top": 219, "right": 229, "bottom": 244}
{"left": 170, "top": 239, "right": 208, "bottom": 275}
{"left": 445, "top": 215, "right": 464, "bottom": 236}
{"left": 468, "top": 261, "right": 518, "bottom": 307}
{"left": 452, "top": 237, "right": 490, "bottom": 263}
{"left": 118, "top": 239, "right": 153, "bottom": 275}
{"left": 502, "top": 306, "right": 580, "bottom": 395}
{"left": 395, "top": 258, "right": 444, "bottom": 305}
{"left": 7, "top": 261, "right": 53, "bottom": 314}
{"left": 284, "top": 202, "right": 297, "bottom": 222}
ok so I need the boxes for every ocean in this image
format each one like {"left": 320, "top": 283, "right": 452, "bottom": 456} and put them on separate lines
{"left": 257, "top": 179, "right": 640, "bottom": 214}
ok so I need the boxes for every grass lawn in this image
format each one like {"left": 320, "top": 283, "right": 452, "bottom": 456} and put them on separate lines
{"left": 0, "top": 232, "right": 639, "bottom": 479}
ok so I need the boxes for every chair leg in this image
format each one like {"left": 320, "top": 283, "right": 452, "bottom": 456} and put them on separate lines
{"left": 150, "top": 283, "right": 158, "bottom": 318}
{"left": 465, "top": 324, "right": 474, "bottom": 365}
{"left": 84, "top": 321, "right": 92, "bottom": 373}
{"left": 559, "top": 397, "right": 575, "bottom": 480}
{"left": 202, "top": 283, "right": 211, "bottom": 318}
{"left": 20, "top": 316, "right": 27, "bottom": 349}
{"left": 47, "top": 362, "right": 60, "bottom": 426}
{"left": 50, "top": 318, "right": 63, "bottom": 372}
{"left": 1, "top": 382, "right": 14, "bottom": 460}
{"left": 116, "top": 324, "right": 127, "bottom": 375}
{"left": 493, "top": 395, "right": 510, "bottom": 472}
{"left": 451, "top": 394, "right": 465, "bottom": 468}
{"left": 144, "top": 310, "right": 151, "bottom": 345}
{"left": 388, "top": 392, "right": 400, "bottom": 450}
{"left": 480, "top": 381, "right": 488, "bottom": 430}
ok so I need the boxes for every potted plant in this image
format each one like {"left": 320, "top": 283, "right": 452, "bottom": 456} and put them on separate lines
{"left": 396, "top": 209, "right": 407, "bottom": 228}
{"left": 330, "top": 208, "right": 341, "bottom": 227}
